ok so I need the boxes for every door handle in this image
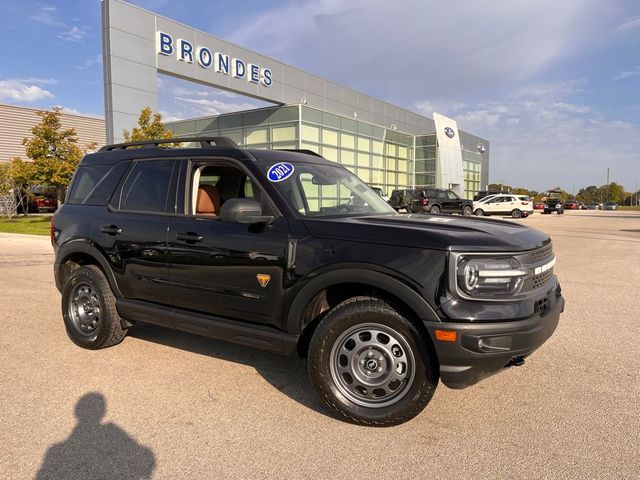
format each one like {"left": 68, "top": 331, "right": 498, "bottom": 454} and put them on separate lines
{"left": 176, "top": 232, "right": 204, "bottom": 243}
{"left": 100, "top": 225, "right": 122, "bottom": 235}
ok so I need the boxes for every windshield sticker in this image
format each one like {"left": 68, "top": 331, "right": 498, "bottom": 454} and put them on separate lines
{"left": 267, "top": 162, "right": 295, "bottom": 182}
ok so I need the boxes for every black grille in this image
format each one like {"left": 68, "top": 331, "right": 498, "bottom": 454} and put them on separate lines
{"left": 525, "top": 243, "right": 553, "bottom": 264}
{"left": 516, "top": 244, "right": 556, "bottom": 293}
{"left": 532, "top": 269, "right": 554, "bottom": 289}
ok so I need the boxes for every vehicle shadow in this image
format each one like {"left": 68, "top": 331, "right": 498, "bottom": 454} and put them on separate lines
{"left": 35, "top": 392, "right": 156, "bottom": 480}
{"left": 128, "top": 323, "right": 332, "bottom": 419}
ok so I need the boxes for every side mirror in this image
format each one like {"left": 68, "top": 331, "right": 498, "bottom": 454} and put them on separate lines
{"left": 220, "top": 198, "right": 274, "bottom": 225}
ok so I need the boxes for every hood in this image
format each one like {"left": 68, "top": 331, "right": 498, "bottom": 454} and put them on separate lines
{"left": 303, "top": 213, "right": 551, "bottom": 252}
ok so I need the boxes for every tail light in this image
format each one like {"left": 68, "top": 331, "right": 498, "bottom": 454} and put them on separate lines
{"left": 421, "top": 198, "right": 429, "bottom": 206}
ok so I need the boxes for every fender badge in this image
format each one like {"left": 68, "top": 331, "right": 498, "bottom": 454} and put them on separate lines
{"left": 257, "top": 273, "right": 271, "bottom": 288}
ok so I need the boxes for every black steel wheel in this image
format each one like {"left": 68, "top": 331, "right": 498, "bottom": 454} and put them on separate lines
{"left": 308, "top": 297, "right": 438, "bottom": 426}
{"left": 61, "top": 265, "right": 127, "bottom": 349}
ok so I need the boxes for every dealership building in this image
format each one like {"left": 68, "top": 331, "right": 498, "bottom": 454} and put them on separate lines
{"left": 102, "top": 0, "right": 490, "bottom": 199}
{"left": 0, "top": 0, "right": 489, "bottom": 200}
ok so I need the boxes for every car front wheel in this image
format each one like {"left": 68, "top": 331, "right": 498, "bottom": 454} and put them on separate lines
{"left": 475, "top": 208, "right": 485, "bottom": 216}
{"left": 308, "top": 297, "right": 438, "bottom": 426}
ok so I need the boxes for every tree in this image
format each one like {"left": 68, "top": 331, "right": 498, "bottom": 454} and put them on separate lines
{"left": 22, "top": 107, "right": 83, "bottom": 204}
{"left": 604, "top": 182, "right": 625, "bottom": 204}
{"left": 8, "top": 158, "right": 38, "bottom": 215}
{"left": 0, "top": 163, "right": 19, "bottom": 220}
{"left": 122, "top": 107, "right": 176, "bottom": 143}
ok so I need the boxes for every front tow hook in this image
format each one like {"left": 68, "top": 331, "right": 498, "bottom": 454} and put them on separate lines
{"left": 506, "top": 356, "right": 526, "bottom": 367}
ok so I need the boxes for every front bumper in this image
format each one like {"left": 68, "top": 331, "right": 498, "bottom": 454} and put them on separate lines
{"left": 424, "top": 290, "right": 564, "bottom": 389}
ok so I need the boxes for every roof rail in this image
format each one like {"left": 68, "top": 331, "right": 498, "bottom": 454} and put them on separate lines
{"left": 279, "top": 148, "right": 323, "bottom": 158}
{"left": 98, "top": 136, "right": 238, "bottom": 152}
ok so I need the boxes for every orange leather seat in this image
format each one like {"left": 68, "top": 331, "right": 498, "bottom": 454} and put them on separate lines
{"left": 196, "top": 184, "right": 221, "bottom": 215}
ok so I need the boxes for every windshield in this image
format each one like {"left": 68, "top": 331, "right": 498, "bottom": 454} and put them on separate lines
{"left": 264, "top": 161, "right": 396, "bottom": 217}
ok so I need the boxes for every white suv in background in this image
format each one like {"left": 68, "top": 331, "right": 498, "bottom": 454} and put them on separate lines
{"left": 473, "top": 194, "right": 533, "bottom": 218}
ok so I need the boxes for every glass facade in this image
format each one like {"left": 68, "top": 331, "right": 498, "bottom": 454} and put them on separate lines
{"left": 167, "top": 105, "right": 486, "bottom": 200}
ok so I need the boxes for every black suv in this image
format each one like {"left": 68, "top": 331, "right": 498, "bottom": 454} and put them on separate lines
{"left": 390, "top": 188, "right": 473, "bottom": 215}
{"left": 52, "top": 137, "right": 564, "bottom": 426}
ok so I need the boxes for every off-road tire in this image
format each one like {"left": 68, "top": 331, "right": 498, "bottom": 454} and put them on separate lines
{"left": 61, "top": 265, "right": 127, "bottom": 350}
{"left": 308, "top": 296, "right": 438, "bottom": 426}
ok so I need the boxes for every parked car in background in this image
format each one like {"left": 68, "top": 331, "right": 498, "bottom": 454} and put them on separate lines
{"left": 543, "top": 191, "right": 564, "bottom": 215}
{"left": 33, "top": 194, "right": 57, "bottom": 213}
{"left": 473, "top": 190, "right": 500, "bottom": 201}
{"left": 389, "top": 190, "right": 421, "bottom": 212}
{"left": 604, "top": 202, "right": 618, "bottom": 210}
{"left": 370, "top": 186, "right": 389, "bottom": 202}
{"left": 577, "top": 202, "right": 587, "bottom": 210}
{"left": 587, "top": 203, "right": 601, "bottom": 210}
{"left": 473, "top": 194, "right": 532, "bottom": 218}
{"left": 390, "top": 188, "right": 474, "bottom": 215}
{"left": 563, "top": 201, "right": 579, "bottom": 210}
{"left": 533, "top": 202, "right": 545, "bottom": 210}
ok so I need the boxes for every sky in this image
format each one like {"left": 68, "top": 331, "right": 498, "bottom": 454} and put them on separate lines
{"left": 0, "top": 0, "right": 639, "bottom": 192}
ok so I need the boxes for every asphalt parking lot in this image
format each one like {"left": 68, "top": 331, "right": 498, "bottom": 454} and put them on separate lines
{"left": 1, "top": 210, "right": 639, "bottom": 479}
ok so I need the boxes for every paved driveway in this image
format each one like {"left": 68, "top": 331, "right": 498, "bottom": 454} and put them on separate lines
{"left": 1, "top": 212, "right": 639, "bottom": 479}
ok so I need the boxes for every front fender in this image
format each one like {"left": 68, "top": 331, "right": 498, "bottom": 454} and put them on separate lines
{"left": 286, "top": 267, "right": 441, "bottom": 334}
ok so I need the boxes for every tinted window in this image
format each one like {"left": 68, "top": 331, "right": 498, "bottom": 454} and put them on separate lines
{"left": 446, "top": 191, "right": 459, "bottom": 200}
{"left": 119, "top": 160, "right": 175, "bottom": 213}
{"left": 66, "top": 165, "right": 111, "bottom": 204}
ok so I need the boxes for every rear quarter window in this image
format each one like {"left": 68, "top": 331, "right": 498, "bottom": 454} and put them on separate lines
{"left": 66, "top": 165, "right": 111, "bottom": 205}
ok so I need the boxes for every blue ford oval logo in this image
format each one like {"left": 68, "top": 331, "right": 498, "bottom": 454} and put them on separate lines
{"left": 444, "top": 127, "right": 455, "bottom": 138}
{"left": 267, "top": 162, "right": 295, "bottom": 182}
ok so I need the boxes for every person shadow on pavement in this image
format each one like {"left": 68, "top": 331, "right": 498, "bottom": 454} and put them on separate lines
{"left": 35, "top": 392, "right": 156, "bottom": 480}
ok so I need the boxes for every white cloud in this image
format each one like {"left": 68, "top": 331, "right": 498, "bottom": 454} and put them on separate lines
{"left": 52, "top": 105, "right": 103, "bottom": 118}
{"left": 232, "top": 0, "right": 608, "bottom": 99}
{"left": 58, "top": 26, "right": 89, "bottom": 43}
{"left": 30, "top": 3, "right": 65, "bottom": 27}
{"left": 0, "top": 79, "right": 54, "bottom": 102}
{"left": 614, "top": 67, "right": 640, "bottom": 81}
{"left": 414, "top": 82, "right": 640, "bottom": 191}
{"left": 75, "top": 54, "right": 103, "bottom": 70}
{"left": 158, "top": 110, "right": 185, "bottom": 122}
{"left": 174, "top": 97, "right": 261, "bottom": 116}
{"left": 616, "top": 16, "right": 640, "bottom": 32}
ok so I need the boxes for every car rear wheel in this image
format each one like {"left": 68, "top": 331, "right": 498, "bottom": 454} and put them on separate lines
{"left": 308, "top": 297, "right": 438, "bottom": 426}
{"left": 462, "top": 205, "right": 473, "bottom": 216}
{"left": 430, "top": 205, "right": 441, "bottom": 214}
{"left": 61, "top": 265, "right": 127, "bottom": 350}
{"left": 474, "top": 208, "right": 485, "bottom": 216}
{"left": 511, "top": 209, "right": 523, "bottom": 218}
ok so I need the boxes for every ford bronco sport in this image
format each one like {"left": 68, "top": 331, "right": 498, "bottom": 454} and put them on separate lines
{"left": 52, "top": 137, "right": 564, "bottom": 426}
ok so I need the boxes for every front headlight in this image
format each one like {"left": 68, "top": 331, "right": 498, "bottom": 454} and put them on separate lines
{"left": 456, "top": 256, "right": 527, "bottom": 297}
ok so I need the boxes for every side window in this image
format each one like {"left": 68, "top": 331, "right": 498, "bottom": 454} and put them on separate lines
{"left": 191, "top": 164, "right": 268, "bottom": 217}
{"left": 119, "top": 160, "right": 175, "bottom": 213}
{"left": 446, "top": 191, "right": 459, "bottom": 200}
{"left": 66, "top": 165, "right": 111, "bottom": 204}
